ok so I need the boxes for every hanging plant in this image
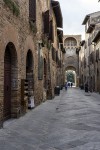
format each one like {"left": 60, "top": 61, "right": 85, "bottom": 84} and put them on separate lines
{"left": 47, "top": 42, "right": 51, "bottom": 50}
{"left": 29, "top": 21, "right": 37, "bottom": 34}
{"left": 42, "top": 38, "right": 46, "bottom": 46}
{"left": 3, "top": 0, "right": 20, "bottom": 16}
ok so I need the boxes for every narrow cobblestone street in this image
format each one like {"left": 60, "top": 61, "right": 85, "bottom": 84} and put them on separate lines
{"left": 0, "top": 88, "right": 100, "bottom": 150}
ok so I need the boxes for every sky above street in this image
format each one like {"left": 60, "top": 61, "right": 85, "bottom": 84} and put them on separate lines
{"left": 58, "top": 0, "right": 100, "bottom": 39}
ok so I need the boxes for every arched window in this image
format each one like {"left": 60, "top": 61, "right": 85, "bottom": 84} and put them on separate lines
{"left": 64, "top": 37, "right": 77, "bottom": 47}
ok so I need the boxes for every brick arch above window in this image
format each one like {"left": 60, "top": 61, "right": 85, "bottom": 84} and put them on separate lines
{"left": 64, "top": 37, "right": 77, "bottom": 47}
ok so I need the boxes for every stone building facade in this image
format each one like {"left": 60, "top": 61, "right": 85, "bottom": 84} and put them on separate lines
{"left": 50, "top": 1, "right": 65, "bottom": 97}
{"left": 80, "top": 11, "right": 100, "bottom": 92}
{"left": 63, "top": 35, "right": 81, "bottom": 86}
{"left": 0, "top": 0, "right": 64, "bottom": 126}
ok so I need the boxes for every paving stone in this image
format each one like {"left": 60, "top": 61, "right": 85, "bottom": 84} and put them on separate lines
{"left": 0, "top": 88, "right": 100, "bottom": 149}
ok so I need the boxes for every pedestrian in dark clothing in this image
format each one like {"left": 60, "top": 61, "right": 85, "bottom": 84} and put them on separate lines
{"left": 68, "top": 82, "right": 70, "bottom": 87}
{"left": 85, "top": 82, "right": 88, "bottom": 92}
{"left": 65, "top": 82, "right": 67, "bottom": 90}
{"left": 71, "top": 82, "right": 73, "bottom": 87}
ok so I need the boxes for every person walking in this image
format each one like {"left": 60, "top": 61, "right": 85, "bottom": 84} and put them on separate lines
{"left": 65, "top": 82, "right": 67, "bottom": 90}
{"left": 71, "top": 82, "right": 73, "bottom": 88}
{"left": 84, "top": 82, "right": 88, "bottom": 92}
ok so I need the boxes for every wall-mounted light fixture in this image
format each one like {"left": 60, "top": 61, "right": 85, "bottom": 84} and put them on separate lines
{"left": 91, "top": 42, "right": 96, "bottom": 46}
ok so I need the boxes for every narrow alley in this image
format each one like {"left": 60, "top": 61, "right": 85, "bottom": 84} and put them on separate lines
{"left": 0, "top": 88, "right": 100, "bottom": 150}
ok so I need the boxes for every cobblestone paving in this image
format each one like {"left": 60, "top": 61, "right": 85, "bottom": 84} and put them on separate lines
{"left": 0, "top": 88, "right": 100, "bottom": 150}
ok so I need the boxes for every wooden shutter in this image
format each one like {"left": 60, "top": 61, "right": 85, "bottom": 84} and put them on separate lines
{"left": 56, "top": 51, "right": 58, "bottom": 63}
{"left": 38, "top": 44, "right": 43, "bottom": 80}
{"left": 29, "top": 0, "right": 36, "bottom": 22}
{"left": 49, "top": 20, "right": 54, "bottom": 42}
{"left": 43, "top": 10, "right": 49, "bottom": 34}
{"left": 96, "top": 49, "right": 99, "bottom": 62}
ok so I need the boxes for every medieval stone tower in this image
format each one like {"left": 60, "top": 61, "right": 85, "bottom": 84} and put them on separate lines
{"left": 63, "top": 35, "right": 81, "bottom": 86}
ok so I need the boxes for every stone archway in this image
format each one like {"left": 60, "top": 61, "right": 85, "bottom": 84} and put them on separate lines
{"left": 4, "top": 42, "right": 18, "bottom": 120}
{"left": 65, "top": 66, "right": 77, "bottom": 87}
{"left": 63, "top": 35, "right": 81, "bottom": 87}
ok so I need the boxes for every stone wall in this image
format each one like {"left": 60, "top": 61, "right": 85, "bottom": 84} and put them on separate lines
{"left": 0, "top": 0, "right": 49, "bottom": 124}
{"left": 0, "top": 0, "right": 64, "bottom": 125}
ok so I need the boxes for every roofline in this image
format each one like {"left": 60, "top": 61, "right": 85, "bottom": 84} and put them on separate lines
{"left": 82, "top": 11, "right": 100, "bottom": 25}
{"left": 82, "top": 15, "right": 90, "bottom": 25}
{"left": 51, "top": 0, "right": 63, "bottom": 28}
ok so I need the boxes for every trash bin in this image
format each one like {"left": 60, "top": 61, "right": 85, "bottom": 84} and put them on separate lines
{"left": 28, "top": 96, "right": 35, "bottom": 109}
{"left": 54, "top": 86, "right": 60, "bottom": 95}
{"left": 60, "top": 85, "right": 63, "bottom": 90}
{"left": 80, "top": 84, "right": 84, "bottom": 90}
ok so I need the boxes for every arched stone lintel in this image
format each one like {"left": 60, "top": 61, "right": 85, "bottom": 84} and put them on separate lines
{"left": 22, "top": 36, "right": 35, "bottom": 79}
{"left": 0, "top": 30, "right": 19, "bottom": 62}
{"left": 64, "top": 37, "right": 78, "bottom": 46}
{"left": 65, "top": 66, "right": 77, "bottom": 72}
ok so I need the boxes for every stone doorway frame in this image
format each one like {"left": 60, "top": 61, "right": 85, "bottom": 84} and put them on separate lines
{"left": 4, "top": 42, "right": 20, "bottom": 120}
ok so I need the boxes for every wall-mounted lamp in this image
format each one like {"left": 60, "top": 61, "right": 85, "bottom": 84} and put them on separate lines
{"left": 91, "top": 42, "right": 96, "bottom": 46}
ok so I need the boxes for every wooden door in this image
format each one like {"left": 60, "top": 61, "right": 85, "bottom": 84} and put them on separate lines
{"left": 4, "top": 50, "right": 11, "bottom": 120}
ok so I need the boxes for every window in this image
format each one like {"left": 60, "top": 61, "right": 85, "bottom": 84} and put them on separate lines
{"left": 29, "top": 0, "right": 36, "bottom": 22}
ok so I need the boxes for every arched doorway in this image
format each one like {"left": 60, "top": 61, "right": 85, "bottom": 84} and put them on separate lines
{"left": 4, "top": 42, "right": 18, "bottom": 120}
{"left": 26, "top": 50, "right": 34, "bottom": 108}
